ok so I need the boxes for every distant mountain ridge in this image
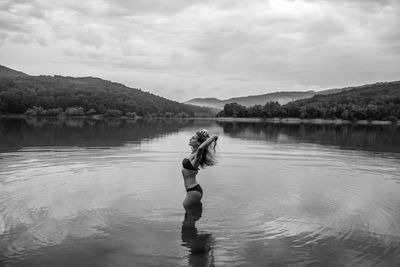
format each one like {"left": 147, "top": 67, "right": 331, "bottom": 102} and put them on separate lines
{"left": 184, "top": 86, "right": 365, "bottom": 109}
{"left": 185, "top": 91, "right": 316, "bottom": 109}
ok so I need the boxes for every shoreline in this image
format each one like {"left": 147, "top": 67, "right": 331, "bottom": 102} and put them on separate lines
{"left": 0, "top": 114, "right": 398, "bottom": 126}
{"left": 0, "top": 114, "right": 144, "bottom": 120}
{"left": 215, "top": 117, "right": 398, "bottom": 125}
{"left": 0, "top": 114, "right": 210, "bottom": 121}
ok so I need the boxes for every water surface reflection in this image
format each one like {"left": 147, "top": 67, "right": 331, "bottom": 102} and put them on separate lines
{"left": 218, "top": 121, "right": 400, "bottom": 153}
{"left": 0, "top": 117, "right": 197, "bottom": 152}
{"left": 181, "top": 203, "right": 215, "bottom": 267}
{"left": 1, "top": 118, "right": 400, "bottom": 266}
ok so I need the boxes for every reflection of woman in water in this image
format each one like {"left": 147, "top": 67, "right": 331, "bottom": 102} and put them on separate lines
{"left": 181, "top": 129, "right": 218, "bottom": 207}
{"left": 181, "top": 203, "right": 214, "bottom": 266}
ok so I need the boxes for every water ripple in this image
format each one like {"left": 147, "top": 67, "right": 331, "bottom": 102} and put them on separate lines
{"left": 1, "top": 132, "right": 400, "bottom": 266}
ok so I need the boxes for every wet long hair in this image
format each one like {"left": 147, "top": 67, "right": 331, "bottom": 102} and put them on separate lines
{"left": 196, "top": 131, "right": 217, "bottom": 168}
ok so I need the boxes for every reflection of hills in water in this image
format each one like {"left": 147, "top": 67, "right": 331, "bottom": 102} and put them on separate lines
{"left": 0, "top": 118, "right": 197, "bottom": 152}
{"left": 217, "top": 122, "right": 400, "bottom": 153}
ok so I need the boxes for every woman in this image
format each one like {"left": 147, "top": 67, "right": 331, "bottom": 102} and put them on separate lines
{"left": 181, "top": 129, "right": 218, "bottom": 207}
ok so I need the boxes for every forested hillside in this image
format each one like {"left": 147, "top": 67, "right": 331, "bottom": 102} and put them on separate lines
{"left": 0, "top": 65, "right": 28, "bottom": 77}
{"left": 218, "top": 81, "right": 400, "bottom": 121}
{"left": 0, "top": 65, "right": 213, "bottom": 118}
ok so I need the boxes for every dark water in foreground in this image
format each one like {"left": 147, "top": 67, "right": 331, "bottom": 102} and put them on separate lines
{"left": 1, "top": 117, "right": 400, "bottom": 266}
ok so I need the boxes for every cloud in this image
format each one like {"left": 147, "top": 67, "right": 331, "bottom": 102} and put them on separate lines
{"left": 108, "top": 0, "right": 199, "bottom": 15}
{"left": 0, "top": 0, "right": 399, "bottom": 101}
{"left": 10, "top": 34, "right": 32, "bottom": 45}
{"left": 0, "top": 32, "right": 9, "bottom": 44}
{"left": 0, "top": 17, "right": 29, "bottom": 33}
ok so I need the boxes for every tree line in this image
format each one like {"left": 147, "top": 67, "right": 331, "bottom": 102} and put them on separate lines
{"left": 218, "top": 82, "right": 400, "bottom": 122}
{"left": 0, "top": 75, "right": 214, "bottom": 118}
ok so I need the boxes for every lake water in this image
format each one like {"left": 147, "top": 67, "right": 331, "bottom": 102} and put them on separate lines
{"left": 1, "top": 117, "right": 400, "bottom": 266}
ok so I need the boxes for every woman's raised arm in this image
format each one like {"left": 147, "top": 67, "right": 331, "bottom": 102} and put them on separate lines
{"left": 198, "top": 135, "right": 218, "bottom": 151}
{"left": 193, "top": 134, "right": 218, "bottom": 168}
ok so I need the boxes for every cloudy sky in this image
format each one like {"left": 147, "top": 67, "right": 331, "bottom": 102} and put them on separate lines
{"left": 0, "top": 0, "right": 399, "bottom": 102}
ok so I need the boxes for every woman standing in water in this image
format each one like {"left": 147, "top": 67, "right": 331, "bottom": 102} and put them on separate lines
{"left": 181, "top": 129, "right": 218, "bottom": 207}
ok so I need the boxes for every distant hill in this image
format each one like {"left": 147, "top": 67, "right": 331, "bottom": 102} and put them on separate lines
{"left": 0, "top": 65, "right": 214, "bottom": 117}
{"left": 184, "top": 98, "right": 225, "bottom": 109}
{"left": 185, "top": 91, "right": 316, "bottom": 109}
{"left": 217, "top": 81, "right": 400, "bottom": 121}
{"left": 316, "top": 87, "right": 356, "bottom": 95}
{"left": 295, "top": 81, "right": 400, "bottom": 107}
{"left": 0, "top": 65, "right": 28, "bottom": 77}
{"left": 185, "top": 86, "right": 363, "bottom": 110}
{"left": 227, "top": 91, "right": 317, "bottom": 106}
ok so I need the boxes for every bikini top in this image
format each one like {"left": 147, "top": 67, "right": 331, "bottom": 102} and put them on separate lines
{"left": 182, "top": 158, "right": 199, "bottom": 171}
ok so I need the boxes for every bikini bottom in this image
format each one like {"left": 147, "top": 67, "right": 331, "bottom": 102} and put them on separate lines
{"left": 186, "top": 184, "right": 203, "bottom": 194}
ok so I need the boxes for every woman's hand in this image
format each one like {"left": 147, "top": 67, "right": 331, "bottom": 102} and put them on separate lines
{"left": 213, "top": 135, "right": 218, "bottom": 141}
{"left": 198, "top": 134, "right": 218, "bottom": 150}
